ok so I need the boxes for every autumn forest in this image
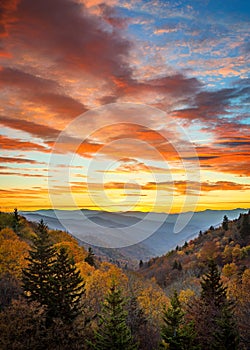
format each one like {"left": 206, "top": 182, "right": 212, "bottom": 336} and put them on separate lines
{"left": 0, "top": 210, "right": 249, "bottom": 349}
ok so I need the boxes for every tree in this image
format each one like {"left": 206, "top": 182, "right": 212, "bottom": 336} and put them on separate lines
{"left": 240, "top": 213, "right": 250, "bottom": 239}
{"left": 200, "top": 260, "right": 227, "bottom": 307}
{"left": 0, "top": 298, "right": 46, "bottom": 350}
{"left": 92, "top": 283, "right": 137, "bottom": 350}
{"left": 160, "top": 290, "right": 198, "bottom": 350}
{"left": 127, "top": 294, "right": 156, "bottom": 350}
{"left": 191, "top": 260, "right": 239, "bottom": 350}
{"left": 22, "top": 220, "right": 56, "bottom": 321}
{"left": 51, "top": 247, "right": 85, "bottom": 324}
{"left": 222, "top": 215, "right": 229, "bottom": 231}
{"left": 0, "top": 274, "right": 21, "bottom": 310}
{"left": 85, "top": 247, "right": 96, "bottom": 267}
{"left": 139, "top": 260, "right": 143, "bottom": 269}
{"left": 0, "top": 227, "right": 29, "bottom": 278}
{"left": 12, "top": 208, "right": 20, "bottom": 234}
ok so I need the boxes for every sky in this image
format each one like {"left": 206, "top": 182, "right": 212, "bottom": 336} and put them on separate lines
{"left": 0, "top": 0, "right": 249, "bottom": 213}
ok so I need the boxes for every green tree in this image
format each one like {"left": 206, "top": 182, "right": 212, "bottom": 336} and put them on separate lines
{"left": 200, "top": 260, "right": 227, "bottom": 307}
{"left": 192, "top": 260, "right": 239, "bottom": 350}
{"left": 22, "top": 220, "right": 55, "bottom": 312}
{"left": 92, "top": 283, "right": 137, "bottom": 350}
{"left": 127, "top": 294, "right": 157, "bottom": 350}
{"left": 12, "top": 208, "right": 20, "bottom": 234}
{"left": 212, "top": 307, "right": 239, "bottom": 350}
{"left": 51, "top": 247, "right": 85, "bottom": 324}
{"left": 240, "top": 213, "right": 250, "bottom": 239}
{"left": 139, "top": 260, "right": 144, "bottom": 269}
{"left": 160, "top": 290, "right": 198, "bottom": 350}
{"left": 85, "top": 247, "right": 96, "bottom": 267}
{"left": 222, "top": 215, "right": 229, "bottom": 231}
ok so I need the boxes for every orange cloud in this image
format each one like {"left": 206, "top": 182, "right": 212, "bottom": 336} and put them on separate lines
{"left": 0, "top": 156, "right": 43, "bottom": 164}
{"left": 0, "top": 116, "right": 60, "bottom": 140}
{"left": 0, "top": 134, "right": 50, "bottom": 152}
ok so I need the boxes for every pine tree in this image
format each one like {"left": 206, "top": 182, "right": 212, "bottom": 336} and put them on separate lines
{"left": 51, "top": 247, "right": 85, "bottom": 324}
{"left": 12, "top": 208, "right": 20, "bottom": 234}
{"left": 139, "top": 260, "right": 143, "bottom": 269}
{"left": 85, "top": 247, "right": 96, "bottom": 267}
{"left": 160, "top": 290, "right": 198, "bottom": 350}
{"left": 127, "top": 294, "right": 153, "bottom": 349}
{"left": 22, "top": 220, "right": 55, "bottom": 310}
{"left": 222, "top": 215, "right": 229, "bottom": 231}
{"left": 200, "top": 260, "right": 227, "bottom": 307}
{"left": 92, "top": 283, "right": 137, "bottom": 350}
{"left": 240, "top": 213, "right": 250, "bottom": 239}
{"left": 212, "top": 307, "right": 239, "bottom": 350}
{"left": 192, "top": 260, "right": 239, "bottom": 349}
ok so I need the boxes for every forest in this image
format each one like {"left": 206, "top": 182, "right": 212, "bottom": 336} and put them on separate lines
{"left": 0, "top": 209, "right": 249, "bottom": 349}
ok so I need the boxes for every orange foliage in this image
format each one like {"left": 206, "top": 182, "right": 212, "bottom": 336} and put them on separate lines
{"left": 137, "top": 279, "right": 169, "bottom": 325}
{"left": 0, "top": 228, "right": 29, "bottom": 277}
{"left": 53, "top": 241, "right": 86, "bottom": 263}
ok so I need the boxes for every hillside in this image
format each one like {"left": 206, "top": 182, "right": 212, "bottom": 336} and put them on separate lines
{"left": 139, "top": 211, "right": 250, "bottom": 292}
{"left": 0, "top": 210, "right": 249, "bottom": 349}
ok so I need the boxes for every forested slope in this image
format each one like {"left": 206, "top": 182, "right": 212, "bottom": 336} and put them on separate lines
{"left": 0, "top": 210, "right": 249, "bottom": 349}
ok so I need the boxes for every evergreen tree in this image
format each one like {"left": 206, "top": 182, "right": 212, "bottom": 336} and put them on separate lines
{"left": 212, "top": 307, "right": 239, "bottom": 350}
{"left": 127, "top": 294, "right": 154, "bottom": 350}
{"left": 222, "top": 215, "right": 229, "bottom": 231}
{"left": 85, "top": 247, "right": 96, "bottom": 267}
{"left": 160, "top": 290, "right": 198, "bottom": 350}
{"left": 12, "top": 208, "right": 20, "bottom": 234}
{"left": 51, "top": 247, "right": 85, "bottom": 324}
{"left": 192, "top": 260, "right": 239, "bottom": 350}
{"left": 92, "top": 283, "right": 137, "bottom": 350}
{"left": 240, "top": 213, "right": 250, "bottom": 239}
{"left": 22, "top": 220, "right": 55, "bottom": 310}
{"left": 200, "top": 260, "right": 227, "bottom": 307}
{"left": 172, "top": 260, "right": 179, "bottom": 270}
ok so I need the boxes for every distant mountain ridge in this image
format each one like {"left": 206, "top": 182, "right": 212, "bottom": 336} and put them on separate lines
{"left": 21, "top": 208, "right": 248, "bottom": 261}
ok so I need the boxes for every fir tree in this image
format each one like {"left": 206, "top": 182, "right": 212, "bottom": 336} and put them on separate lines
{"left": 51, "top": 247, "right": 85, "bottom": 324}
{"left": 200, "top": 260, "right": 227, "bottom": 307}
{"left": 85, "top": 247, "right": 96, "bottom": 267}
{"left": 192, "top": 260, "right": 239, "bottom": 349}
{"left": 22, "top": 220, "right": 55, "bottom": 310}
{"left": 139, "top": 260, "right": 144, "bottom": 269}
{"left": 212, "top": 307, "right": 239, "bottom": 350}
{"left": 12, "top": 208, "right": 20, "bottom": 234}
{"left": 92, "top": 283, "right": 137, "bottom": 350}
{"left": 127, "top": 294, "right": 152, "bottom": 349}
{"left": 160, "top": 290, "right": 198, "bottom": 350}
{"left": 240, "top": 213, "right": 250, "bottom": 239}
{"left": 222, "top": 215, "right": 229, "bottom": 231}
{"left": 172, "top": 260, "right": 179, "bottom": 270}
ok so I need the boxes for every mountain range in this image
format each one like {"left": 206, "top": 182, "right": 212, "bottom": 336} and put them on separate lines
{"left": 20, "top": 208, "right": 248, "bottom": 262}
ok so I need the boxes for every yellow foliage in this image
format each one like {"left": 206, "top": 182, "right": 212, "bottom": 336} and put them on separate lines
{"left": 179, "top": 289, "right": 195, "bottom": 305}
{"left": 222, "top": 263, "right": 238, "bottom": 278}
{"left": 137, "top": 282, "right": 169, "bottom": 325}
{"left": 53, "top": 241, "right": 86, "bottom": 263}
{"left": 222, "top": 245, "right": 233, "bottom": 263}
{"left": 177, "top": 250, "right": 184, "bottom": 256}
{"left": 77, "top": 261, "right": 95, "bottom": 278}
{"left": 241, "top": 268, "right": 250, "bottom": 292}
{"left": 0, "top": 228, "right": 29, "bottom": 277}
{"left": 83, "top": 262, "right": 128, "bottom": 317}
{"left": 0, "top": 227, "right": 17, "bottom": 242}
{"left": 232, "top": 245, "right": 241, "bottom": 261}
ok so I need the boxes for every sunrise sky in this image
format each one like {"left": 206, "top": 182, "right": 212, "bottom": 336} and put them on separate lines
{"left": 0, "top": 0, "right": 249, "bottom": 213}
